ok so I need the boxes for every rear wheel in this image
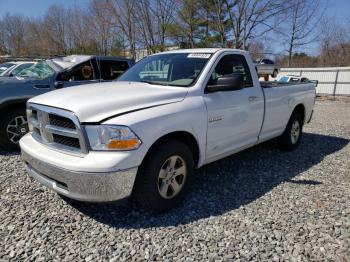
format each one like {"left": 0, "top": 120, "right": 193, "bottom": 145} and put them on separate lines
{"left": 278, "top": 113, "right": 303, "bottom": 151}
{"left": 134, "top": 140, "right": 194, "bottom": 212}
{"left": 0, "top": 108, "right": 28, "bottom": 151}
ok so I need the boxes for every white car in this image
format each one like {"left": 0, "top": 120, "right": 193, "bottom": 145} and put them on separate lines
{"left": 20, "top": 48, "right": 315, "bottom": 212}
{"left": 0, "top": 61, "right": 36, "bottom": 77}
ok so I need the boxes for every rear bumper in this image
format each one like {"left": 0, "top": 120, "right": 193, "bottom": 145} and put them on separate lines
{"left": 21, "top": 148, "right": 138, "bottom": 202}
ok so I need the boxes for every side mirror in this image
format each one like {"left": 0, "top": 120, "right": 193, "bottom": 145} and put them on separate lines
{"left": 206, "top": 74, "right": 244, "bottom": 93}
{"left": 310, "top": 80, "right": 318, "bottom": 87}
{"left": 54, "top": 81, "right": 64, "bottom": 89}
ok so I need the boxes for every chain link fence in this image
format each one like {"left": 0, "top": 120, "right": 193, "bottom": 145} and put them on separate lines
{"left": 279, "top": 67, "right": 350, "bottom": 95}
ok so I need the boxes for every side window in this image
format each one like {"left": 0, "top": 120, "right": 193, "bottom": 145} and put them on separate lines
{"left": 99, "top": 60, "right": 129, "bottom": 80}
{"left": 57, "top": 60, "right": 94, "bottom": 82}
{"left": 11, "top": 63, "right": 34, "bottom": 76}
{"left": 209, "top": 54, "right": 253, "bottom": 88}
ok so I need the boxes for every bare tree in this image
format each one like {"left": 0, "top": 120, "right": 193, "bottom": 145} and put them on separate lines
{"left": 0, "top": 19, "right": 7, "bottom": 54}
{"left": 1, "top": 13, "right": 28, "bottom": 56}
{"left": 280, "top": 0, "right": 325, "bottom": 66}
{"left": 319, "top": 19, "right": 350, "bottom": 67}
{"left": 155, "top": 0, "right": 177, "bottom": 49}
{"left": 88, "top": 0, "right": 116, "bottom": 55}
{"left": 43, "top": 5, "right": 69, "bottom": 55}
{"left": 110, "top": 0, "right": 137, "bottom": 59}
{"left": 224, "top": 0, "right": 287, "bottom": 50}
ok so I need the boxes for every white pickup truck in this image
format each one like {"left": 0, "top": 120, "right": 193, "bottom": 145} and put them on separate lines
{"left": 20, "top": 48, "right": 315, "bottom": 212}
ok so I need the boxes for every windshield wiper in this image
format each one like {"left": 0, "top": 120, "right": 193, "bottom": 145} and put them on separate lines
{"left": 139, "top": 80, "right": 169, "bottom": 86}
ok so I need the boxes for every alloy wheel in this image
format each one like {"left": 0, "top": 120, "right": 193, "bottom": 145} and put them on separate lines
{"left": 6, "top": 115, "right": 28, "bottom": 144}
{"left": 157, "top": 155, "right": 187, "bottom": 199}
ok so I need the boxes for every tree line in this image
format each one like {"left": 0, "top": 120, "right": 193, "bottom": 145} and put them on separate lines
{"left": 0, "top": 0, "right": 349, "bottom": 67}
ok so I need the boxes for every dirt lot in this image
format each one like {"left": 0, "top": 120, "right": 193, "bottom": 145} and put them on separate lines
{"left": 0, "top": 100, "right": 349, "bottom": 261}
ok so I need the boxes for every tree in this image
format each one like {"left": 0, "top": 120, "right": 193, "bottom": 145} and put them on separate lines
{"left": 66, "top": 6, "right": 97, "bottom": 54}
{"left": 169, "top": 0, "right": 204, "bottom": 48}
{"left": 88, "top": 0, "right": 116, "bottom": 55}
{"left": 109, "top": 0, "right": 138, "bottom": 59}
{"left": 43, "top": 5, "right": 69, "bottom": 55}
{"left": 280, "top": 0, "right": 325, "bottom": 66}
{"left": 201, "top": 0, "right": 230, "bottom": 47}
{"left": 224, "top": 0, "right": 287, "bottom": 50}
{"left": 0, "top": 19, "right": 7, "bottom": 54}
{"left": 1, "top": 13, "right": 28, "bottom": 56}
{"left": 318, "top": 20, "right": 350, "bottom": 67}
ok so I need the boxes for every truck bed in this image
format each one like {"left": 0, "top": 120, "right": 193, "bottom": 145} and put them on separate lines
{"left": 260, "top": 81, "right": 309, "bottom": 88}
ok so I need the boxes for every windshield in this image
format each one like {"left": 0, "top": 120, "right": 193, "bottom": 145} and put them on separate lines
{"left": 17, "top": 61, "right": 55, "bottom": 79}
{"left": 0, "top": 63, "right": 15, "bottom": 74}
{"left": 118, "top": 53, "right": 211, "bottom": 87}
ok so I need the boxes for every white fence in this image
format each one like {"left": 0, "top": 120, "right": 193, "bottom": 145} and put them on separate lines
{"left": 279, "top": 67, "right": 350, "bottom": 95}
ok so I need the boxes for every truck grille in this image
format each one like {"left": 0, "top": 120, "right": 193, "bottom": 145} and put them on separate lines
{"left": 27, "top": 104, "right": 88, "bottom": 156}
{"left": 49, "top": 114, "right": 76, "bottom": 129}
{"left": 53, "top": 134, "right": 81, "bottom": 149}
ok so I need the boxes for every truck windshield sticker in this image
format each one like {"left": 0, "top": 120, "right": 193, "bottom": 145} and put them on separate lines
{"left": 187, "top": 53, "right": 211, "bottom": 59}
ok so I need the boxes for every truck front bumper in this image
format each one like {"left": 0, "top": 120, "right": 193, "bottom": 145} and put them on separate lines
{"left": 20, "top": 136, "right": 139, "bottom": 202}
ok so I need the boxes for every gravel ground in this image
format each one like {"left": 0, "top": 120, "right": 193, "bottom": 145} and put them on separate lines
{"left": 1, "top": 100, "right": 349, "bottom": 261}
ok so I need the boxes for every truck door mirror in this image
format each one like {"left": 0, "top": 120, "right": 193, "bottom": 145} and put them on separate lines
{"left": 54, "top": 81, "right": 64, "bottom": 89}
{"left": 206, "top": 74, "right": 244, "bottom": 93}
{"left": 310, "top": 80, "right": 318, "bottom": 87}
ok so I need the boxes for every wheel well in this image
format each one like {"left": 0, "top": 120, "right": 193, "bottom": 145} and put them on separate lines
{"left": 293, "top": 104, "right": 305, "bottom": 123}
{"left": 145, "top": 131, "right": 200, "bottom": 167}
{"left": 0, "top": 102, "right": 26, "bottom": 116}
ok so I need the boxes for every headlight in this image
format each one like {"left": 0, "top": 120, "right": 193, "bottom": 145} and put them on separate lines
{"left": 85, "top": 125, "right": 141, "bottom": 151}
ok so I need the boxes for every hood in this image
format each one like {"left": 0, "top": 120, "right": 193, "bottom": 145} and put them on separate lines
{"left": 29, "top": 81, "right": 188, "bottom": 123}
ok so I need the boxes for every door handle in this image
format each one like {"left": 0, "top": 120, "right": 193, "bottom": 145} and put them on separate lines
{"left": 248, "top": 96, "right": 258, "bottom": 102}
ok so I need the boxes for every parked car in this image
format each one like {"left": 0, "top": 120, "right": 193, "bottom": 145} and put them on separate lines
{"left": 0, "top": 61, "right": 36, "bottom": 77}
{"left": 20, "top": 48, "right": 315, "bottom": 212}
{"left": 255, "top": 58, "right": 280, "bottom": 78}
{"left": 0, "top": 55, "right": 134, "bottom": 150}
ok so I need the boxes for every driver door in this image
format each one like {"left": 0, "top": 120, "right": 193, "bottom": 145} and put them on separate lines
{"left": 204, "top": 54, "right": 264, "bottom": 162}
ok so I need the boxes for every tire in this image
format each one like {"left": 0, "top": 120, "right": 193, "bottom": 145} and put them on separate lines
{"left": 278, "top": 112, "right": 303, "bottom": 151}
{"left": 272, "top": 69, "right": 278, "bottom": 78}
{"left": 0, "top": 108, "right": 28, "bottom": 151}
{"left": 134, "top": 140, "right": 194, "bottom": 212}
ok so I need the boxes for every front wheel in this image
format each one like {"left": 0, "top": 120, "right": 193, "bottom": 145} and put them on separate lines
{"left": 278, "top": 113, "right": 303, "bottom": 151}
{"left": 0, "top": 108, "right": 28, "bottom": 151}
{"left": 134, "top": 140, "right": 194, "bottom": 212}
